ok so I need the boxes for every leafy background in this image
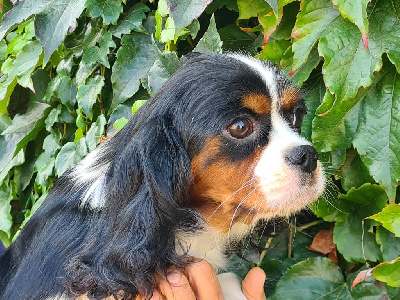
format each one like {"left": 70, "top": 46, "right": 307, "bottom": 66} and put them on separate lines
{"left": 0, "top": 0, "right": 399, "bottom": 298}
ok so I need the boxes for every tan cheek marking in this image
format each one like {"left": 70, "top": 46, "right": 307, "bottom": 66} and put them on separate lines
{"left": 280, "top": 87, "right": 300, "bottom": 110}
{"left": 242, "top": 93, "right": 271, "bottom": 115}
{"left": 190, "top": 141, "right": 263, "bottom": 233}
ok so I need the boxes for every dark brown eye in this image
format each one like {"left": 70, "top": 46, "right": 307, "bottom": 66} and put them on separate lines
{"left": 227, "top": 119, "right": 254, "bottom": 139}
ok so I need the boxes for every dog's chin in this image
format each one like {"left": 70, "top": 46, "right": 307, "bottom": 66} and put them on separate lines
{"left": 256, "top": 162, "right": 325, "bottom": 219}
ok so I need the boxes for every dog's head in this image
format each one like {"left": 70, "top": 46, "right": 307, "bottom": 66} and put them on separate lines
{"left": 67, "top": 53, "right": 324, "bottom": 297}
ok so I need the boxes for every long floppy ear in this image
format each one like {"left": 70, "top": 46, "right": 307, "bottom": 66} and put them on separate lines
{"left": 65, "top": 115, "right": 199, "bottom": 298}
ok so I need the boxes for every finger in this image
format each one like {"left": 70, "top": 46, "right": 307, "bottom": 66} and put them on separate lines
{"left": 184, "top": 260, "right": 224, "bottom": 300}
{"left": 242, "top": 267, "right": 267, "bottom": 300}
{"left": 156, "top": 270, "right": 196, "bottom": 300}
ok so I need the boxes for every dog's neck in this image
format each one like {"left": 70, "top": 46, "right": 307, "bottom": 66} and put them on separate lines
{"left": 176, "top": 222, "right": 250, "bottom": 270}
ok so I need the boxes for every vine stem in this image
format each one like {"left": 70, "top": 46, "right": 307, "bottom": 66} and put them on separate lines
{"left": 296, "top": 219, "right": 324, "bottom": 232}
{"left": 257, "top": 237, "right": 273, "bottom": 267}
{"left": 288, "top": 218, "right": 296, "bottom": 258}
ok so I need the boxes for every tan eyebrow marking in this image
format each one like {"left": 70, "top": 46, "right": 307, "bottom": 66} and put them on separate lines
{"left": 242, "top": 93, "right": 271, "bottom": 115}
{"left": 280, "top": 87, "right": 300, "bottom": 110}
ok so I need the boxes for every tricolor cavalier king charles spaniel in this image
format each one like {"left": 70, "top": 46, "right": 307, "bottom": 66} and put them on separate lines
{"left": 0, "top": 53, "right": 325, "bottom": 299}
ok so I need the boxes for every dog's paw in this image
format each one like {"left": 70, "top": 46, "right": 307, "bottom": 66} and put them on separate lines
{"left": 217, "top": 272, "right": 247, "bottom": 300}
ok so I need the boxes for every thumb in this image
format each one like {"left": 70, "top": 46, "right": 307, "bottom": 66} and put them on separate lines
{"left": 241, "top": 267, "right": 267, "bottom": 300}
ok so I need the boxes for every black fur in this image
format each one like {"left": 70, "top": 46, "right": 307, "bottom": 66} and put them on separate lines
{"left": 0, "top": 53, "right": 291, "bottom": 299}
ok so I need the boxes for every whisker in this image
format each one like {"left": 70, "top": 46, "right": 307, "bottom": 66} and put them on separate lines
{"left": 227, "top": 186, "right": 258, "bottom": 243}
{"left": 207, "top": 177, "right": 255, "bottom": 221}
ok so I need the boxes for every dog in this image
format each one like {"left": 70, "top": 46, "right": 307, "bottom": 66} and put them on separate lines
{"left": 0, "top": 53, "right": 325, "bottom": 300}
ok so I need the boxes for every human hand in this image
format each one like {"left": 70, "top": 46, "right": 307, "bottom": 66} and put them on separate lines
{"left": 138, "top": 260, "right": 266, "bottom": 300}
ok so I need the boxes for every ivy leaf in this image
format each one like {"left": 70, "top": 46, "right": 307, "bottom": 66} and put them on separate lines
{"left": 237, "top": 0, "right": 270, "bottom": 19}
{"left": 0, "top": 0, "right": 84, "bottom": 48}
{"left": 318, "top": 17, "right": 381, "bottom": 104}
{"left": 76, "top": 32, "right": 116, "bottom": 84}
{"left": 368, "top": 205, "right": 400, "bottom": 237}
{"left": 0, "top": 40, "right": 43, "bottom": 103}
{"left": 376, "top": 227, "right": 400, "bottom": 262}
{"left": 86, "top": 0, "right": 123, "bottom": 25}
{"left": 291, "top": 0, "right": 339, "bottom": 72}
{"left": 312, "top": 91, "right": 361, "bottom": 152}
{"left": 0, "top": 101, "right": 50, "bottom": 174}
{"left": 86, "top": 114, "right": 106, "bottom": 152}
{"left": 34, "top": 152, "right": 55, "bottom": 186}
{"left": 0, "top": 190, "right": 13, "bottom": 238}
{"left": 352, "top": 66, "right": 400, "bottom": 201}
{"left": 373, "top": 257, "right": 400, "bottom": 288}
{"left": 367, "top": 0, "right": 400, "bottom": 72}
{"left": 332, "top": 184, "right": 387, "bottom": 263}
{"left": 55, "top": 138, "right": 88, "bottom": 176}
{"left": 43, "top": 131, "right": 62, "bottom": 154}
{"left": 166, "top": 0, "right": 212, "bottom": 32}
{"left": 110, "top": 3, "right": 150, "bottom": 37}
{"left": 111, "top": 32, "right": 156, "bottom": 110}
{"left": 34, "top": 0, "right": 87, "bottom": 63}
{"left": 193, "top": 14, "right": 222, "bottom": 54}
{"left": 270, "top": 257, "right": 352, "bottom": 300}
{"left": 113, "top": 117, "right": 129, "bottom": 131}
{"left": 332, "top": 0, "right": 369, "bottom": 49}
{"left": 265, "top": 0, "right": 278, "bottom": 15}
{"left": 339, "top": 148, "right": 374, "bottom": 191}
{"left": 77, "top": 75, "right": 104, "bottom": 118}
{"left": 0, "top": 149, "right": 24, "bottom": 183}
{"left": 45, "top": 105, "right": 62, "bottom": 132}
{"left": 148, "top": 51, "right": 179, "bottom": 94}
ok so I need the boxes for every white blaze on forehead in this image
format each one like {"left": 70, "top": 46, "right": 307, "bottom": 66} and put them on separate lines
{"left": 230, "top": 54, "right": 324, "bottom": 214}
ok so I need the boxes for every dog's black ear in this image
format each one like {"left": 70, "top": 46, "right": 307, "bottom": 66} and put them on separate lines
{"left": 65, "top": 115, "right": 199, "bottom": 298}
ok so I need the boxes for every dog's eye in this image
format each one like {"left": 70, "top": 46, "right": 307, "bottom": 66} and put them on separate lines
{"left": 292, "top": 107, "right": 306, "bottom": 132}
{"left": 227, "top": 118, "right": 254, "bottom": 139}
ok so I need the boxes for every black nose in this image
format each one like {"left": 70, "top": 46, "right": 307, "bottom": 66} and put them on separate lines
{"left": 285, "top": 145, "right": 318, "bottom": 173}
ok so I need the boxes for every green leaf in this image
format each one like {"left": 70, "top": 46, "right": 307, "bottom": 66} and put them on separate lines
{"left": 368, "top": 0, "right": 400, "bottom": 72}
{"left": 76, "top": 32, "right": 116, "bottom": 84}
{"left": 271, "top": 257, "right": 352, "bottom": 300}
{"left": 111, "top": 33, "right": 156, "bottom": 110}
{"left": 373, "top": 257, "right": 400, "bottom": 288}
{"left": 332, "top": 184, "right": 388, "bottom": 263}
{"left": 218, "top": 24, "right": 255, "bottom": 52}
{"left": 132, "top": 100, "right": 147, "bottom": 114}
{"left": 312, "top": 91, "right": 361, "bottom": 152}
{"left": 0, "top": 190, "right": 13, "bottom": 238}
{"left": 352, "top": 66, "right": 400, "bottom": 201}
{"left": 291, "top": 0, "right": 339, "bottom": 72}
{"left": 0, "top": 149, "right": 24, "bottom": 183}
{"left": 0, "top": 40, "right": 42, "bottom": 101}
{"left": 166, "top": 0, "right": 212, "bottom": 31}
{"left": 193, "top": 14, "right": 222, "bottom": 54}
{"left": 376, "top": 227, "right": 400, "bottom": 262}
{"left": 339, "top": 148, "right": 374, "bottom": 191}
{"left": 148, "top": 51, "right": 179, "bottom": 94}
{"left": 0, "top": 0, "right": 82, "bottom": 45}
{"left": 265, "top": 0, "right": 279, "bottom": 15}
{"left": 113, "top": 117, "right": 129, "bottom": 131}
{"left": 86, "top": 0, "right": 123, "bottom": 25}
{"left": 237, "top": 0, "right": 270, "bottom": 19}
{"left": 34, "top": 0, "right": 87, "bottom": 63}
{"left": 55, "top": 138, "right": 87, "bottom": 176}
{"left": 332, "top": 0, "right": 369, "bottom": 48}
{"left": 318, "top": 17, "right": 380, "bottom": 104}
{"left": 258, "top": 40, "right": 291, "bottom": 65}
{"left": 77, "top": 75, "right": 104, "bottom": 118}
{"left": 0, "top": 101, "right": 50, "bottom": 173}
{"left": 110, "top": 3, "right": 150, "bottom": 37}
{"left": 43, "top": 131, "right": 62, "bottom": 154}
{"left": 45, "top": 106, "right": 62, "bottom": 132}
{"left": 368, "top": 205, "right": 400, "bottom": 237}
{"left": 34, "top": 152, "right": 55, "bottom": 186}
{"left": 86, "top": 114, "right": 106, "bottom": 152}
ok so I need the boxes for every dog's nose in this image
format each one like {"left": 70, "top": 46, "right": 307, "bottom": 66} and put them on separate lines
{"left": 285, "top": 145, "right": 318, "bottom": 173}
